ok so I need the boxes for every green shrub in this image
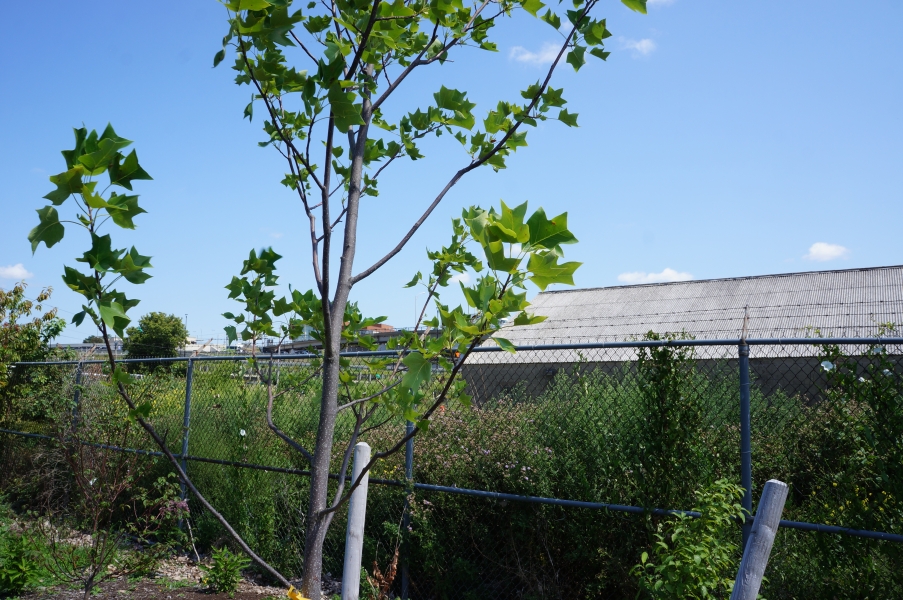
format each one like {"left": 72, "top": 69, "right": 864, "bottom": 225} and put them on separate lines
{"left": 631, "top": 479, "right": 745, "bottom": 599}
{"left": 0, "top": 523, "right": 39, "bottom": 595}
{"left": 200, "top": 547, "right": 251, "bottom": 597}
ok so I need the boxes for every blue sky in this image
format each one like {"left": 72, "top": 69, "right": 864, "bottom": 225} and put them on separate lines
{"left": 2, "top": 1, "right": 902, "bottom": 344}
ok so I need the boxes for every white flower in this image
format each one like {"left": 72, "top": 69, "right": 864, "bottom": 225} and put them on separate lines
{"left": 89, "top": 478, "right": 97, "bottom": 486}
{"left": 239, "top": 429, "right": 247, "bottom": 437}
{"left": 821, "top": 361, "right": 834, "bottom": 371}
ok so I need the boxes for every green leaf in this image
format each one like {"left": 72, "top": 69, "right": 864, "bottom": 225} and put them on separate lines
{"left": 526, "top": 208, "right": 577, "bottom": 249}
{"left": 621, "top": 0, "right": 647, "bottom": 14}
{"left": 541, "top": 9, "right": 561, "bottom": 30}
{"left": 558, "top": 108, "right": 579, "bottom": 127}
{"left": 98, "top": 301, "right": 130, "bottom": 338}
{"left": 127, "top": 401, "right": 153, "bottom": 421}
{"left": 589, "top": 48, "right": 611, "bottom": 61}
{"left": 521, "top": 0, "right": 545, "bottom": 17}
{"left": 566, "top": 45, "right": 586, "bottom": 71}
{"left": 213, "top": 49, "right": 226, "bottom": 67}
{"left": 328, "top": 84, "right": 365, "bottom": 132}
{"left": 225, "top": 325, "right": 238, "bottom": 344}
{"left": 240, "top": 0, "right": 271, "bottom": 9}
{"left": 106, "top": 193, "right": 147, "bottom": 229}
{"left": 108, "top": 149, "right": 152, "bottom": 190}
{"left": 527, "top": 252, "right": 581, "bottom": 290}
{"left": 44, "top": 167, "right": 85, "bottom": 205}
{"left": 403, "top": 272, "right": 422, "bottom": 288}
{"left": 494, "top": 337, "right": 516, "bottom": 353}
{"left": 28, "top": 206, "right": 65, "bottom": 252}
{"left": 112, "top": 366, "right": 135, "bottom": 386}
{"left": 402, "top": 352, "right": 432, "bottom": 394}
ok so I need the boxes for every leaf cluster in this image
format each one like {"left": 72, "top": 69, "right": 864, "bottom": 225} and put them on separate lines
{"left": 200, "top": 546, "right": 252, "bottom": 597}
{"left": 631, "top": 479, "right": 746, "bottom": 599}
{"left": 28, "top": 125, "right": 153, "bottom": 339}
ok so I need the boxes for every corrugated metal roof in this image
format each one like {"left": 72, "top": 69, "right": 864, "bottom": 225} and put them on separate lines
{"left": 490, "top": 265, "right": 903, "bottom": 345}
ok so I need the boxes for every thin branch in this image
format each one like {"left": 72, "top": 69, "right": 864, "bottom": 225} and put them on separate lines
{"left": 337, "top": 378, "right": 402, "bottom": 412}
{"left": 266, "top": 368, "right": 318, "bottom": 465}
{"left": 320, "top": 336, "right": 483, "bottom": 517}
{"left": 352, "top": 3, "right": 593, "bottom": 285}
{"left": 94, "top": 319, "right": 289, "bottom": 587}
{"left": 289, "top": 30, "right": 320, "bottom": 64}
{"left": 371, "top": 0, "right": 493, "bottom": 112}
{"left": 237, "top": 34, "right": 325, "bottom": 193}
{"left": 345, "top": 0, "right": 383, "bottom": 80}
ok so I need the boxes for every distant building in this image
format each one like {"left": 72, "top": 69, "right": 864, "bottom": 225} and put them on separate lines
{"left": 463, "top": 265, "right": 903, "bottom": 402}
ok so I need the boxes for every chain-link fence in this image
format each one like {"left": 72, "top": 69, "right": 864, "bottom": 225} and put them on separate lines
{"left": 2, "top": 337, "right": 902, "bottom": 598}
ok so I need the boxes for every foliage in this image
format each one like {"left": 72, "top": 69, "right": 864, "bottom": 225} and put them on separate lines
{"left": 123, "top": 312, "right": 189, "bottom": 358}
{"left": 214, "top": 0, "right": 640, "bottom": 590}
{"left": 631, "top": 480, "right": 745, "bottom": 599}
{"left": 28, "top": 124, "right": 152, "bottom": 343}
{"left": 0, "top": 282, "right": 66, "bottom": 391}
{"left": 200, "top": 547, "right": 252, "bottom": 597}
{"left": 0, "top": 520, "right": 40, "bottom": 596}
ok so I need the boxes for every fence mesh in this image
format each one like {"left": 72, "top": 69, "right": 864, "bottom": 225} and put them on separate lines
{"left": 1, "top": 338, "right": 902, "bottom": 598}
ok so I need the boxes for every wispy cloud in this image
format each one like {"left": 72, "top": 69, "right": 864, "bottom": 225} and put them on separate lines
{"left": 0, "top": 263, "right": 34, "bottom": 280}
{"left": 450, "top": 272, "right": 471, "bottom": 284}
{"left": 270, "top": 232, "right": 284, "bottom": 239}
{"left": 509, "top": 42, "right": 560, "bottom": 66}
{"left": 803, "top": 242, "right": 849, "bottom": 262}
{"left": 617, "top": 268, "right": 692, "bottom": 284}
{"left": 619, "top": 37, "right": 657, "bottom": 57}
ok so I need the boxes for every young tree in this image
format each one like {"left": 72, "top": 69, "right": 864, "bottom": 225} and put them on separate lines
{"left": 123, "top": 312, "right": 189, "bottom": 358}
{"left": 27, "top": 126, "right": 292, "bottom": 585}
{"left": 217, "top": 0, "right": 646, "bottom": 594}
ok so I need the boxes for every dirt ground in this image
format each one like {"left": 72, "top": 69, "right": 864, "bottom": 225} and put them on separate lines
{"left": 20, "top": 556, "right": 343, "bottom": 600}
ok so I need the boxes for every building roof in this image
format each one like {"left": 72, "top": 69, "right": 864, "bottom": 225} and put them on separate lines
{"left": 467, "top": 265, "right": 903, "bottom": 363}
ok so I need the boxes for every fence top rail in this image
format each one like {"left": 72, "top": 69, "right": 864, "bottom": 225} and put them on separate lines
{"left": 10, "top": 337, "right": 903, "bottom": 366}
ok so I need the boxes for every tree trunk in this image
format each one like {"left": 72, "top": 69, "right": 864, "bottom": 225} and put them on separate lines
{"left": 301, "top": 350, "right": 341, "bottom": 598}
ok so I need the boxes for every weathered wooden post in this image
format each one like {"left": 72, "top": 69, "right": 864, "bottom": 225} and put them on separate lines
{"left": 341, "top": 442, "right": 371, "bottom": 600}
{"left": 731, "top": 479, "right": 789, "bottom": 600}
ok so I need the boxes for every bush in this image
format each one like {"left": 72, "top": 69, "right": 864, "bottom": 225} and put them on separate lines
{"left": 0, "top": 522, "right": 39, "bottom": 596}
{"left": 631, "top": 480, "right": 745, "bottom": 599}
{"left": 200, "top": 547, "right": 251, "bottom": 597}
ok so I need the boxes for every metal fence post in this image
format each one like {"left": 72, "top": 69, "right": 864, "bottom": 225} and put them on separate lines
{"left": 739, "top": 342, "right": 753, "bottom": 548}
{"left": 401, "top": 420, "right": 414, "bottom": 600}
{"left": 179, "top": 358, "right": 195, "bottom": 502}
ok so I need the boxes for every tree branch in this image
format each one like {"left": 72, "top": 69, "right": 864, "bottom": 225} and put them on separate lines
{"left": 352, "top": 4, "right": 591, "bottom": 285}
{"left": 266, "top": 367, "right": 318, "bottom": 465}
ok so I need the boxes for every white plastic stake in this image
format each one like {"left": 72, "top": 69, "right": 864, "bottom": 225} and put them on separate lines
{"left": 341, "top": 442, "right": 371, "bottom": 600}
{"left": 731, "top": 479, "right": 789, "bottom": 600}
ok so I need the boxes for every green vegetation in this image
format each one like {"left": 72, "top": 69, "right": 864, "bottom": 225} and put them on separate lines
{"left": 632, "top": 480, "right": 745, "bottom": 599}
{"left": 124, "top": 312, "right": 189, "bottom": 359}
{"left": 1, "top": 338, "right": 901, "bottom": 598}
{"left": 200, "top": 547, "right": 251, "bottom": 597}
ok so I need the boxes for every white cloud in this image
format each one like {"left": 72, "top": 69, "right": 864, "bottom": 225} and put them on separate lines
{"left": 270, "top": 232, "right": 284, "bottom": 239}
{"left": 619, "top": 37, "right": 657, "bottom": 57}
{"left": 803, "top": 242, "right": 849, "bottom": 262}
{"left": 509, "top": 42, "right": 560, "bottom": 66}
{"left": 450, "top": 272, "right": 471, "bottom": 284}
{"left": 617, "top": 268, "right": 692, "bottom": 284}
{"left": 0, "top": 263, "right": 34, "bottom": 280}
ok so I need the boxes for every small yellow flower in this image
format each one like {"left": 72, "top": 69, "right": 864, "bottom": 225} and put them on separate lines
{"left": 287, "top": 586, "right": 308, "bottom": 600}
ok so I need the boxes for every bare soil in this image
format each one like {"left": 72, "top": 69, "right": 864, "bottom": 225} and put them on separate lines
{"left": 19, "top": 556, "right": 343, "bottom": 600}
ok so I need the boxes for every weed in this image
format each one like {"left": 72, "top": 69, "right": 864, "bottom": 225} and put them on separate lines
{"left": 200, "top": 547, "right": 250, "bottom": 597}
